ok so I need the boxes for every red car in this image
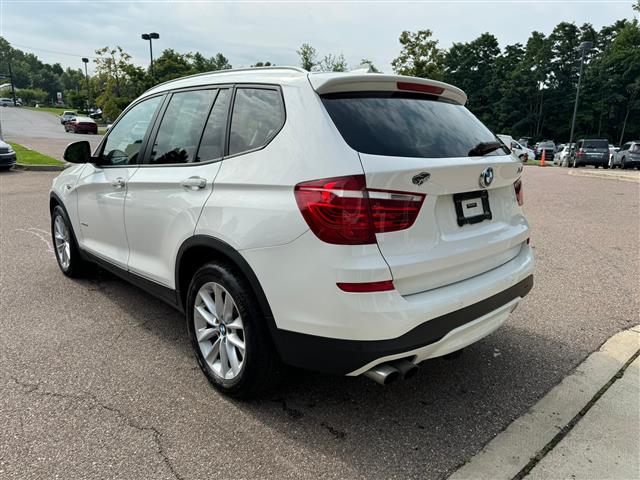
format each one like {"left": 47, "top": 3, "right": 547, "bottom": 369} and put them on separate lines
{"left": 64, "top": 116, "right": 98, "bottom": 134}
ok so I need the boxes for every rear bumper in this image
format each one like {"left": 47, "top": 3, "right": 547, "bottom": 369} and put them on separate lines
{"left": 273, "top": 274, "right": 533, "bottom": 375}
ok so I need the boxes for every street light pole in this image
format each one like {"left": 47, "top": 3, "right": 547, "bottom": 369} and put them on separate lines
{"left": 567, "top": 41, "right": 593, "bottom": 166}
{"left": 81, "top": 57, "right": 91, "bottom": 112}
{"left": 141, "top": 32, "right": 160, "bottom": 80}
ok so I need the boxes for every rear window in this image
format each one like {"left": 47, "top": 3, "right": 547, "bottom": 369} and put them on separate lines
{"left": 583, "top": 140, "right": 608, "bottom": 149}
{"left": 321, "top": 92, "right": 507, "bottom": 158}
{"left": 630, "top": 144, "right": 640, "bottom": 153}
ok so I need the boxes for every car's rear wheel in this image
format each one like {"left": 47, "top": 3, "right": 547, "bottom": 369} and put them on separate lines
{"left": 186, "top": 262, "right": 282, "bottom": 398}
{"left": 51, "top": 205, "right": 93, "bottom": 277}
{"left": 621, "top": 158, "right": 627, "bottom": 169}
{"left": 603, "top": 162, "right": 609, "bottom": 169}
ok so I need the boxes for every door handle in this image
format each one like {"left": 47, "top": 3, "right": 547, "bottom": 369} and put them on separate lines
{"left": 111, "top": 177, "right": 126, "bottom": 188}
{"left": 180, "top": 176, "right": 207, "bottom": 190}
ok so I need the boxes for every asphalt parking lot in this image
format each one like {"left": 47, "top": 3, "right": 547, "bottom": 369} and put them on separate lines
{"left": 0, "top": 107, "right": 103, "bottom": 159}
{"left": 0, "top": 166, "right": 638, "bottom": 479}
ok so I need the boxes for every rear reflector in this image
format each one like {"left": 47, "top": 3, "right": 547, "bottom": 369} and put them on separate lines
{"left": 337, "top": 280, "right": 395, "bottom": 293}
{"left": 514, "top": 179, "right": 523, "bottom": 206}
{"left": 294, "top": 174, "right": 425, "bottom": 245}
{"left": 397, "top": 81, "right": 444, "bottom": 95}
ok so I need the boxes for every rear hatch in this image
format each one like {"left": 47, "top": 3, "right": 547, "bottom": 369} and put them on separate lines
{"left": 314, "top": 75, "right": 528, "bottom": 295}
{"left": 582, "top": 139, "right": 609, "bottom": 161}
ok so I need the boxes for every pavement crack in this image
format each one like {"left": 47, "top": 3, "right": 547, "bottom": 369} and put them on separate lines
{"left": 8, "top": 375, "right": 183, "bottom": 480}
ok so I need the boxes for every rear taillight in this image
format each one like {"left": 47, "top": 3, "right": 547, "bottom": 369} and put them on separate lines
{"left": 514, "top": 179, "right": 524, "bottom": 206}
{"left": 577, "top": 149, "right": 585, "bottom": 158}
{"left": 294, "top": 174, "right": 425, "bottom": 245}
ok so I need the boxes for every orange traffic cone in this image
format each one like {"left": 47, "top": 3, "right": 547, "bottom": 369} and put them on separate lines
{"left": 540, "top": 149, "right": 546, "bottom": 167}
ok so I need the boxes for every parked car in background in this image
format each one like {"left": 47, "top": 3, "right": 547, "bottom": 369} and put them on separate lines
{"left": 497, "top": 134, "right": 533, "bottom": 162}
{"left": 555, "top": 143, "right": 574, "bottom": 166}
{"left": 0, "top": 139, "right": 17, "bottom": 170}
{"left": 60, "top": 111, "right": 77, "bottom": 124}
{"left": 535, "top": 141, "right": 556, "bottom": 162}
{"left": 518, "top": 137, "right": 532, "bottom": 148}
{"left": 610, "top": 141, "right": 640, "bottom": 169}
{"left": 64, "top": 116, "right": 98, "bottom": 134}
{"left": 0, "top": 98, "right": 15, "bottom": 107}
{"left": 50, "top": 67, "right": 534, "bottom": 397}
{"left": 570, "top": 139, "right": 610, "bottom": 168}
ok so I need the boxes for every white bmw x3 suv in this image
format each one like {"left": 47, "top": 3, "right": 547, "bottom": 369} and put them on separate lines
{"left": 51, "top": 67, "right": 534, "bottom": 397}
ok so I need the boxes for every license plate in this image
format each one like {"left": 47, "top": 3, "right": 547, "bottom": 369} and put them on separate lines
{"left": 453, "top": 190, "right": 492, "bottom": 227}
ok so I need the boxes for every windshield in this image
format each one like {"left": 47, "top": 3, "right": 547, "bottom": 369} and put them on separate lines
{"left": 321, "top": 92, "right": 507, "bottom": 158}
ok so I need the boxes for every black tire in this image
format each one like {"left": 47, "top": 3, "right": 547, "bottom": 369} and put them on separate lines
{"left": 50, "top": 205, "right": 94, "bottom": 277}
{"left": 595, "top": 164, "right": 600, "bottom": 169}
{"left": 621, "top": 158, "right": 627, "bottom": 169}
{"left": 603, "top": 163, "right": 609, "bottom": 169}
{"left": 186, "top": 262, "right": 283, "bottom": 398}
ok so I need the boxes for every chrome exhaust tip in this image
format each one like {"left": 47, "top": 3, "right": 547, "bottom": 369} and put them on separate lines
{"left": 363, "top": 363, "right": 400, "bottom": 385}
{"left": 389, "top": 359, "right": 419, "bottom": 380}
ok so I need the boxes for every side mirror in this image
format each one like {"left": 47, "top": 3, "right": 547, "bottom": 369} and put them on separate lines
{"left": 64, "top": 141, "right": 92, "bottom": 164}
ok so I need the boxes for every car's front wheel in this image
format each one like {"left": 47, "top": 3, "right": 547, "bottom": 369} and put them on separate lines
{"left": 51, "top": 205, "right": 93, "bottom": 277}
{"left": 186, "top": 262, "right": 282, "bottom": 398}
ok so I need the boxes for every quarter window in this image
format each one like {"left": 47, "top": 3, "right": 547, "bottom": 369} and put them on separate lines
{"left": 101, "top": 96, "right": 162, "bottom": 165}
{"left": 228, "top": 88, "right": 284, "bottom": 156}
{"left": 149, "top": 89, "right": 216, "bottom": 165}
{"left": 197, "top": 89, "right": 231, "bottom": 161}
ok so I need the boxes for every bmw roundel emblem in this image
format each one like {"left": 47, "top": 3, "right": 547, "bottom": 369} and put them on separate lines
{"left": 479, "top": 167, "right": 494, "bottom": 188}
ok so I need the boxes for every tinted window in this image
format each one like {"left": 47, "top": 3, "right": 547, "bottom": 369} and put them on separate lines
{"left": 321, "top": 93, "right": 507, "bottom": 158}
{"left": 149, "top": 90, "right": 216, "bottom": 165}
{"left": 228, "top": 88, "right": 284, "bottom": 156}
{"left": 102, "top": 96, "right": 162, "bottom": 165}
{"left": 197, "top": 89, "right": 231, "bottom": 161}
{"left": 583, "top": 140, "right": 608, "bottom": 149}
{"left": 630, "top": 143, "right": 640, "bottom": 153}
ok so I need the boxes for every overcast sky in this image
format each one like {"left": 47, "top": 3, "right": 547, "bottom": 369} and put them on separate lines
{"left": 1, "top": 1, "right": 636, "bottom": 74}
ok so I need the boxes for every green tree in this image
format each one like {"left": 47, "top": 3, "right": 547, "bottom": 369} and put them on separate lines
{"left": 391, "top": 30, "right": 444, "bottom": 80}
{"left": 319, "top": 53, "right": 347, "bottom": 72}
{"left": 297, "top": 43, "right": 318, "bottom": 71}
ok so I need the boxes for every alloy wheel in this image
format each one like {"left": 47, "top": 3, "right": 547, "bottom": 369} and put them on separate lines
{"left": 53, "top": 215, "right": 71, "bottom": 270}
{"left": 194, "top": 282, "right": 246, "bottom": 380}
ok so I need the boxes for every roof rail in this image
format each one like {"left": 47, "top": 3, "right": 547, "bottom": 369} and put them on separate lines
{"left": 147, "top": 66, "right": 308, "bottom": 92}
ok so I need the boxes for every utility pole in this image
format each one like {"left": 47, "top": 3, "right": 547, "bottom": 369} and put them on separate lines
{"left": 141, "top": 33, "right": 160, "bottom": 81}
{"left": 567, "top": 41, "right": 593, "bottom": 166}
{"left": 2, "top": 46, "right": 18, "bottom": 106}
{"left": 82, "top": 57, "right": 91, "bottom": 111}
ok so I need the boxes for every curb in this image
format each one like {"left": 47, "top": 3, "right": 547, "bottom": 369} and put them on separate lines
{"left": 12, "top": 163, "right": 68, "bottom": 172}
{"left": 568, "top": 170, "right": 640, "bottom": 183}
{"left": 447, "top": 325, "right": 640, "bottom": 480}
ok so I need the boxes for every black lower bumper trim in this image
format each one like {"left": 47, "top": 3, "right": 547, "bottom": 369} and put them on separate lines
{"left": 272, "top": 275, "right": 533, "bottom": 375}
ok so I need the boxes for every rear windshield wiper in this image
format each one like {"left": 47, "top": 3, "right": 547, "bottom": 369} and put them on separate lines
{"left": 468, "top": 141, "right": 504, "bottom": 157}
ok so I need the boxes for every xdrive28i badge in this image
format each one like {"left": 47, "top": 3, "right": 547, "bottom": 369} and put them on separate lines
{"left": 412, "top": 172, "right": 431, "bottom": 186}
{"left": 479, "top": 166, "right": 494, "bottom": 188}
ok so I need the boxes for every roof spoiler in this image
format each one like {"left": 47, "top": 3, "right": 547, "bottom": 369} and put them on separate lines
{"left": 308, "top": 73, "right": 467, "bottom": 105}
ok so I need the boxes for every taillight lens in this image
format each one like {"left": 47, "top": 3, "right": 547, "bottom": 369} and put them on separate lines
{"left": 337, "top": 280, "right": 395, "bottom": 293}
{"left": 514, "top": 179, "right": 524, "bottom": 206}
{"left": 294, "top": 174, "right": 425, "bottom": 245}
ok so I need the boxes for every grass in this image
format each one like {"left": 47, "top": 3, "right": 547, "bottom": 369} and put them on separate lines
{"left": 9, "top": 142, "right": 64, "bottom": 166}
{"left": 526, "top": 159, "right": 555, "bottom": 167}
{"left": 98, "top": 127, "right": 108, "bottom": 135}
{"left": 25, "top": 106, "right": 71, "bottom": 116}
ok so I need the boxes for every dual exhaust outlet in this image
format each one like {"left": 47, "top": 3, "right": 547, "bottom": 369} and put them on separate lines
{"left": 363, "top": 358, "right": 419, "bottom": 385}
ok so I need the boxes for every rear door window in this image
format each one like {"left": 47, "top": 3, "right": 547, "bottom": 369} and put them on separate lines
{"left": 228, "top": 88, "right": 285, "bottom": 156}
{"left": 631, "top": 143, "right": 640, "bottom": 153}
{"left": 321, "top": 92, "right": 507, "bottom": 158}
{"left": 149, "top": 89, "right": 216, "bottom": 165}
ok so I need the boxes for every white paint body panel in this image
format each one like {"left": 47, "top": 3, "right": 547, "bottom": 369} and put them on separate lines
{"left": 125, "top": 163, "right": 220, "bottom": 287}
{"left": 75, "top": 164, "right": 138, "bottom": 268}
